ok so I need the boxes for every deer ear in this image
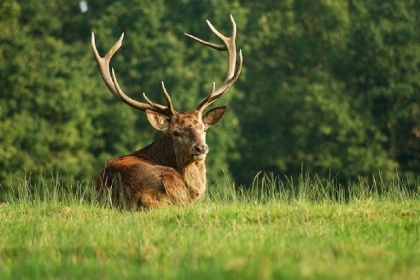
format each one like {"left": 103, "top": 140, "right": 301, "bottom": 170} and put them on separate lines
{"left": 146, "top": 110, "right": 169, "bottom": 132}
{"left": 202, "top": 106, "right": 227, "bottom": 127}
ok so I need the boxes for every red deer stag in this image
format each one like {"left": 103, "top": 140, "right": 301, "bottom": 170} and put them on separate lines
{"left": 91, "top": 15, "right": 242, "bottom": 209}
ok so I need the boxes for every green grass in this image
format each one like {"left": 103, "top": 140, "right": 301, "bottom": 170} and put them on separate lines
{"left": 0, "top": 173, "right": 419, "bottom": 280}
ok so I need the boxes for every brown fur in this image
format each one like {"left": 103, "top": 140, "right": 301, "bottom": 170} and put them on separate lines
{"left": 92, "top": 15, "right": 242, "bottom": 210}
{"left": 95, "top": 109, "right": 225, "bottom": 210}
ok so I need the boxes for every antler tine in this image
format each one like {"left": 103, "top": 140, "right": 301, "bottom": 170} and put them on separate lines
{"left": 110, "top": 68, "right": 161, "bottom": 113}
{"left": 196, "top": 50, "right": 243, "bottom": 109}
{"left": 91, "top": 32, "right": 175, "bottom": 116}
{"left": 185, "top": 14, "right": 243, "bottom": 112}
{"left": 141, "top": 82, "right": 175, "bottom": 116}
{"left": 91, "top": 32, "right": 125, "bottom": 97}
{"left": 160, "top": 82, "right": 176, "bottom": 115}
{"left": 183, "top": 32, "right": 226, "bottom": 51}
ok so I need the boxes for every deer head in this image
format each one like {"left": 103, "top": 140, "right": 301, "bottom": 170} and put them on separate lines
{"left": 146, "top": 107, "right": 227, "bottom": 166}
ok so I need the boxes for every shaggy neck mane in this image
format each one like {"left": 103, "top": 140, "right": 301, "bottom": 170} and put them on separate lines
{"left": 133, "top": 135, "right": 207, "bottom": 199}
{"left": 181, "top": 161, "right": 207, "bottom": 200}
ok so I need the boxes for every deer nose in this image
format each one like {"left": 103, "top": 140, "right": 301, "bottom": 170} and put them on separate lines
{"left": 194, "top": 143, "right": 208, "bottom": 154}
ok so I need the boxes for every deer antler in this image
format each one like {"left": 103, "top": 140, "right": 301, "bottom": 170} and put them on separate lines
{"left": 185, "top": 14, "right": 243, "bottom": 113}
{"left": 91, "top": 33, "right": 175, "bottom": 116}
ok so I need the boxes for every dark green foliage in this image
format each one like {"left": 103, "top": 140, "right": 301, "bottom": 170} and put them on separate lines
{"left": 232, "top": 0, "right": 419, "bottom": 184}
{"left": 0, "top": 0, "right": 418, "bottom": 188}
{"left": 344, "top": 0, "right": 420, "bottom": 180}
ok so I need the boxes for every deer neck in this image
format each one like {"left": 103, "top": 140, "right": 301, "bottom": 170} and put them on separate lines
{"left": 132, "top": 136, "right": 177, "bottom": 169}
{"left": 136, "top": 136, "right": 207, "bottom": 200}
{"left": 179, "top": 160, "right": 207, "bottom": 201}
{"left": 173, "top": 145, "right": 207, "bottom": 200}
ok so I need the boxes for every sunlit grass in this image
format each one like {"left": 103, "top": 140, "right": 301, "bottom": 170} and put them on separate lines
{"left": 1, "top": 171, "right": 418, "bottom": 206}
{"left": 0, "top": 172, "right": 419, "bottom": 279}
{"left": 205, "top": 171, "right": 418, "bottom": 205}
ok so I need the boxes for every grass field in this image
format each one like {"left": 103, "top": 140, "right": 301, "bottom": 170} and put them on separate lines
{"left": 0, "top": 173, "right": 419, "bottom": 279}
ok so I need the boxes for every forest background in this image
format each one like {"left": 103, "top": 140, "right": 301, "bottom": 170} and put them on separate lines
{"left": 1, "top": 0, "right": 419, "bottom": 188}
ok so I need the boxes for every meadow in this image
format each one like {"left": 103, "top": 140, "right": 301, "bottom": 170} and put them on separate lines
{"left": 0, "top": 173, "right": 419, "bottom": 280}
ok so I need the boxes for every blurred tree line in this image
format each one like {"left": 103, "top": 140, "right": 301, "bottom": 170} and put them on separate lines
{"left": 0, "top": 0, "right": 419, "bottom": 187}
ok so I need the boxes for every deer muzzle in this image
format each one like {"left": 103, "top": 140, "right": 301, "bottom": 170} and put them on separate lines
{"left": 191, "top": 143, "right": 209, "bottom": 160}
